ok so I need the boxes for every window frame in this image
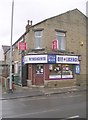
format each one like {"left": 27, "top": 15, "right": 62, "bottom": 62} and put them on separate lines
{"left": 55, "top": 30, "right": 66, "bottom": 51}
{"left": 49, "top": 64, "right": 74, "bottom": 80}
{"left": 34, "top": 30, "right": 43, "bottom": 49}
{"left": 36, "top": 64, "right": 44, "bottom": 74}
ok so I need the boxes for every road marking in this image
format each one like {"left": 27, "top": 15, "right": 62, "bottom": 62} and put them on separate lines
{"left": 61, "top": 115, "right": 79, "bottom": 120}
{"left": 67, "top": 115, "right": 79, "bottom": 119}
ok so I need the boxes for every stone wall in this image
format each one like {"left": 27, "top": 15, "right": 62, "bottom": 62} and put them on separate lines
{"left": 44, "top": 79, "right": 76, "bottom": 88}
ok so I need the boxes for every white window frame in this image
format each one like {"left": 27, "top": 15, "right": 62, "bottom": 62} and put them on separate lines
{"left": 34, "top": 31, "right": 42, "bottom": 49}
{"left": 56, "top": 32, "right": 66, "bottom": 51}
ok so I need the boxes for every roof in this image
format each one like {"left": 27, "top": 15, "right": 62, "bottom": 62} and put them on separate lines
{"left": 2, "top": 45, "right": 10, "bottom": 54}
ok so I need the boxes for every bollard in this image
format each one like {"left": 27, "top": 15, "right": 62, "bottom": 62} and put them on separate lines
{"left": 12, "top": 74, "right": 14, "bottom": 91}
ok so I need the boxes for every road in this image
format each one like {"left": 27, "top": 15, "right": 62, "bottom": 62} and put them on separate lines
{"left": 2, "top": 91, "right": 86, "bottom": 119}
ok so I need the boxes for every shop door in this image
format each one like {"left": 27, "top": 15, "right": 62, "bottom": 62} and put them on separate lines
{"left": 32, "top": 64, "right": 44, "bottom": 85}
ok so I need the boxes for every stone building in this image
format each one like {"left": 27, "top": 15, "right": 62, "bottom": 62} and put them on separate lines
{"left": 0, "top": 45, "right": 10, "bottom": 77}
{"left": 5, "top": 9, "right": 87, "bottom": 87}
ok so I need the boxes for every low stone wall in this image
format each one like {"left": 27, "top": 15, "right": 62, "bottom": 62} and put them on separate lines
{"left": 44, "top": 79, "right": 76, "bottom": 88}
{"left": 27, "top": 76, "right": 87, "bottom": 88}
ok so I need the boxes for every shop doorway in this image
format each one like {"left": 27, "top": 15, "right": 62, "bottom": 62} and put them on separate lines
{"left": 32, "top": 64, "right": 44, "bottom": 85}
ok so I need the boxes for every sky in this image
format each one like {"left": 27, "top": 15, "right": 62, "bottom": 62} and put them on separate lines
{"left": 0, "top": 0, "right": 87, "bottom": 47}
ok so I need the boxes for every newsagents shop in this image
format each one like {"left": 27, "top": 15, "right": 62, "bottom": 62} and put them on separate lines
{"left": 24, "top": 54, "right": 80, "bottom": 87}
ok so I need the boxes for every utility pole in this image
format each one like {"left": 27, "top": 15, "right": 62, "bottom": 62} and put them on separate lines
{"left": 9, "top": 0, "right": 14, "bottom": 93}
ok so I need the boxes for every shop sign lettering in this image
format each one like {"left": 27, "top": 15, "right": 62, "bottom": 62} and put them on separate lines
{"left": 48, "top": 54, "right": 56, "bottom": 63}
{"left": 24, "top": 55, "right": 47, "bottom": 64}
{"left": 29, "top": 57, "right": 46, "bottom": 61}
{"left": 57, "top": 55, "right": 79, "bottom": 64}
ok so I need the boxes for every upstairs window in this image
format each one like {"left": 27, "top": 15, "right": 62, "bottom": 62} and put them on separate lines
{"left": 56, "top": 31, "right": 66, "bottom": 51}
{"left": 34, "top": 31, "right": 42, "bottom": 49}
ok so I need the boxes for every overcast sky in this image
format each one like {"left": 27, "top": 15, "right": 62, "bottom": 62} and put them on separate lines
{"left": 0, "top": 0, "right": 87, "bottom": 47}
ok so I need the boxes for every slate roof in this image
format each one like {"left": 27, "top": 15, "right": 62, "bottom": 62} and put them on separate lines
{"left": 2, "top": 45, "right": 10, "bottom": 54}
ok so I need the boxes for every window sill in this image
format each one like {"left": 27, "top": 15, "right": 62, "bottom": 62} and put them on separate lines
{"left": 32, "top": 48, "right": 45, "bottom": 51}
{"left": 52, "top": 50, "right": 74, "bottom": 55}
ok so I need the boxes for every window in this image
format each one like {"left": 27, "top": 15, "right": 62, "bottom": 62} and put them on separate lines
{"left": 36, "top": 64, "right": 43, "bottom": 74}
{"left": 49, "top": 64, "right": 73, "bottom": 79}
{"left": 56, "top": 31, "right": 66, "bottom": 50}
{"left": 49, "top": 64, "right": 61, "bottom": 79}
{"left": 35, "top": 31, "right": 42, "bottom": 49}
{"left": 62, "top": 64, "right": 73, "bottom": 78}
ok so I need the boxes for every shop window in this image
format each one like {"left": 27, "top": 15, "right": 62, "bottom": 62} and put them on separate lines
{"left": 56, "top": 31, "right": 66, "bottom": 51}
{"left": 18, "top": 63, "right": 21, "bottom": 77}
{"left": 14, "top": 62, "right": 18, "bottom": 74}
{"left": 49, "top": 64, "right": 61, "bottom": 79}
{"left": 34, "top": 31, "right": 42, "bottom": 49}
{"left": 49, "top": 64, "right": 73, "bottom": 79}
{"left": 62, "top": 64, "right": 73, "bottom": 78}
{"left": 36, "top": 64, "right": 43, "bottom": 74}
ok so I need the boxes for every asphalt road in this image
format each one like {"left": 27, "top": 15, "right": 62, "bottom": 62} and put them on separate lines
{"left": 2, "top": 91, "right": 86, "bottom": 119}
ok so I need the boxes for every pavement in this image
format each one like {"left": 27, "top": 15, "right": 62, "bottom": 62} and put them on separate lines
{"left": 1, "top": 85, "right": 87, "bottom": 100}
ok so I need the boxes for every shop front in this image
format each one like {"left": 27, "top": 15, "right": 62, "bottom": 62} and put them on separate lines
{"left": 32, "top": 64, "right": 44, "bottom": 85}
{"left": 48, "top": 55, "right": 79, "bottom": 80}
{"left": 24, "top": 54, "right": 47, "bottom": 86}
{"left": 24, "top": 54, "right": 80, "bottom": 87}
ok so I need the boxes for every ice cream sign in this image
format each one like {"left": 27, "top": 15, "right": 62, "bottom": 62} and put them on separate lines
{"left": 56, "top": 55, "right": 79, "bottom": 64}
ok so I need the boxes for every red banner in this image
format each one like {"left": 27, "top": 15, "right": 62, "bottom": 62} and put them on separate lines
{"left": 52, "top": 39, "right": 58, "bottom": 50}
{"left": 18, "top": 42, "right": 27, "bottom": 50}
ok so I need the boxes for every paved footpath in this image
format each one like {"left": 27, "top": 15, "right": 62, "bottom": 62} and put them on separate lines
{"left": 1, "top": 85, "right": 86, "bottom": 100}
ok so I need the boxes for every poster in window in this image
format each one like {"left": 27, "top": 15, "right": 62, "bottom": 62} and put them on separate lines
{"left": 75, "top": 65, "right": 80, "bottom": 74}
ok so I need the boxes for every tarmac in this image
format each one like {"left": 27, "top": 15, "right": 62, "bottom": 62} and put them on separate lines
{"left": 1, "top": 85, "right": 87, "bottom": 100}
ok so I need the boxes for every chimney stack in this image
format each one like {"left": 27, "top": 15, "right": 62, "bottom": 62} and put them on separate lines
{"left": 26, "top": 20, "right": 32, "bottom": 32}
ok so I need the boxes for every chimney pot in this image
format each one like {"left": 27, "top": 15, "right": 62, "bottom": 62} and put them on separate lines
{"left": 26, "top": 20, "right": 32, "bottom": 32}
{"left": 28, "top": 20, "right": 29, "bottom": 25}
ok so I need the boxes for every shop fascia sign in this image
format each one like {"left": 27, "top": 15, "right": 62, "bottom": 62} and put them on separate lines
{"left": 56, "top": 55, "right": 79, "bottom": 64}
{"left": 47, "top": 54, "right": 56, "bottom": 63}
{"left": 24, "top": 55, "right": 47, "bottom": 64}
{"left": 24, "top": 55, "right": 79, "bottom": 64}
